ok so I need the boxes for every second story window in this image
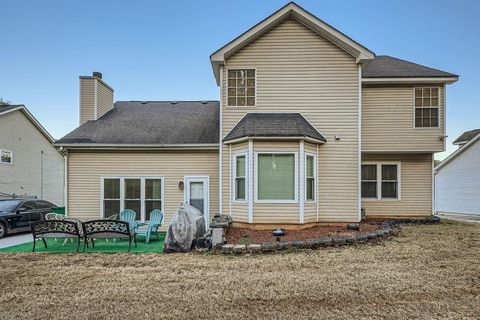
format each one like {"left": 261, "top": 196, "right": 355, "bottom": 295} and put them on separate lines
{"left": 227, "top": 69, "right": 255, "bottom": 107}
{"left": 415, "top": 87, "right": 439, "bottom": 127}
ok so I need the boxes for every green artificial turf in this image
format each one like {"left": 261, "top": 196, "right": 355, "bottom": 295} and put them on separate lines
{"left": 0, "top": 233, "right": 166, "bottom": 253}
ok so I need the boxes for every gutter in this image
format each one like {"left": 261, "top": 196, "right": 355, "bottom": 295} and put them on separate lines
{"left": 223, "top": 136, "right": 326, "bottom": 145}
{"left": 53, "top": 143, "right": 220, "bottom": 151}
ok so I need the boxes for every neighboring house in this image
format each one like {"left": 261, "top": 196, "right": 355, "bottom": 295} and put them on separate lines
{"left": 435, "top": 129, "right": 480, "bottom": 215}
{"left": 0, "top": 104, "right": 64, "bottom": 205}
{"left": 56, "top": 2, "right": 458, "bottom": 228}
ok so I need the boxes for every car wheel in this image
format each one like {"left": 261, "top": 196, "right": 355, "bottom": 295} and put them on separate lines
{"left": 0, "top": 222, "right": 6, "bottom": 239}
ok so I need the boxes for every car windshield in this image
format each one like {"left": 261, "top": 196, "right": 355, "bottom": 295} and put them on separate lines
{"left": 0, "top": 200, "right": 22, "bottom": 213}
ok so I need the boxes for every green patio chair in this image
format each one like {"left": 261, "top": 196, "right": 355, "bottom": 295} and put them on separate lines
{"left": 135, "top": 209, "right": 164, "bottom": 244}
{"left": 119, "top": 209, "right": 138, "bottom": 233}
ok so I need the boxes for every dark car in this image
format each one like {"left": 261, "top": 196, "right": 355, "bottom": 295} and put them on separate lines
{"left": 0, "top": 199, "right": 58, "bottom": 239}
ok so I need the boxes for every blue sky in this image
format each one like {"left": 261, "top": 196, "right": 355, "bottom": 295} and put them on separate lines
{"left": 1, "top": 0, "right": 478, "bottom": 160}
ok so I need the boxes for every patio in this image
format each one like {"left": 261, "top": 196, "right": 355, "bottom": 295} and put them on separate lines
{"left": 0, "top": 233, "right": 166, "bottom": 253}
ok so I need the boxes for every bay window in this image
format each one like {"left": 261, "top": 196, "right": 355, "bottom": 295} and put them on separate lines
{"left": 102, "top": 177, "right": 163, "bottom": 221}
{"left": 361, "top": 163, "right": 400, "bottom": 200}
{"left": 257, "top": 153, "right": 297, "bottom": 202}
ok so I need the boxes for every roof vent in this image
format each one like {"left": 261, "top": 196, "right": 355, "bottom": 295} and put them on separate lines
{"left": 201, "top": 101, "right": 208, "bottom": 104}
{"left": 92, "top": 71, "right": 102, "bottom": 79}
{"left": 171, "top": 101, "right": 178, "bottom": 104}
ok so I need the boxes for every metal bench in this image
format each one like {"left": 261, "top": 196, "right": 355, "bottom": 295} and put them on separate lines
{"left": 82, "top": 220, "right": 137, "bottom": 252}
{"left": 31, "top": 220, "right": 82, "bottom": 252}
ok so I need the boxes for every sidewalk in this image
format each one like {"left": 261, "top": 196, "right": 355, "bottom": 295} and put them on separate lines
{"left": 0, "top": 233, "right": 32, "bottom": 249}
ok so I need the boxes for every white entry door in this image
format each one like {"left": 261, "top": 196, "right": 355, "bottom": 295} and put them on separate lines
{"left": 184, "top": 176, "right": 210, "bottom": 229}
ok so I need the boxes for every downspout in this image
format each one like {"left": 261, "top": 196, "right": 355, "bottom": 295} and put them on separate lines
{"left": 40, "top": 150, "right": 44, "bottom": 199}
{"left": 219, "top": 66, "right": 223, "bottom": 216}
{"left": 357, "top": 64, "right": 362, "bottom": 222}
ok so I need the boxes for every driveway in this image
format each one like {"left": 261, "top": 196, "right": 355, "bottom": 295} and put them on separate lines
{"left": 0, "top": 232, "right": 32, "bottom": 249}
{"left": 439, "top": 212, "right": 480, "bottom": 223}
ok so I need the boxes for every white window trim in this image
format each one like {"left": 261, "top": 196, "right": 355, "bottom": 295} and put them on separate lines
{"left": 413, "top": 87, "right": 441, "bottom": 129}
{"left": 305, "top": 153, "right": 317, "bottom": 203}
{"left": 225, "top": 67, "right": 257, "bottom": 108}
{"left": 254, "top": 151, "right": 298, "bottom": 204}
{"left": 233, "top": 153, "right": 248, "bottom": 203}
{"left": 361, "top": 162, "right": 401, "bottom": 201}
{"left": 0, "top": 149, "right": 13, "bottom": 165}
{"left": 100, "top": 176, "right": 165, "bottom": 221}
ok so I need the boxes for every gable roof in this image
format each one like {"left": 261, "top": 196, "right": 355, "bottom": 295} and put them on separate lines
{"left": 210, "top": 2, "right": 375, "bottom": 85}
{"left": 436, "top": 131, "right": 480, "bottom": 172}
{"left": 452, "top": 129, "right": 480, "bottom": 145}
{"left": 56, "top": 101, "right": 219, "bottom": 148}
{"left": 223, "top": 113, "right": 326, "bottom": 144}
{"left": 362, "top": 55, "right": 458, "bottom": 83}
{"left": 0, "top": 104, "right": 55, "bottom": 143}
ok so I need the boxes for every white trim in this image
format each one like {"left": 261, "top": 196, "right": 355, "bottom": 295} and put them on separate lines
{"left": 219, "top": 66, "right": 223, "bottom": 216}
{"left": 229, "top": 144, "right": 232, "bottom": 216}
{"left": 64, "top": 153, "right": 68, "bottom": 215}
{"left": 299, "top": 141, "right": 305, "bottom": 224}
{"left": 56, "top": 143, "right": 219, "bottom": 150}
{"left": 362, "top": 77, "right": 458, "bottom": 84}
{"left": 316, "top": 144, "right": 319, "bottom": 222}
{"left": 361, "top": 162, "right": 401, "bottom": 201}
{"left": 305, "top": 153, "right": 317, "bottom": 203}
{"left": 413, "top": 87, "right": 441, "bottom": 129}
{"left": 431, "top": 155, "right": 435, "bottom": 215}
{"left": 248, "top": 140, "right": 254, "bottom": 223}
{"left": 435, "top": 132, "right": 480, "bottom": 172}
{"left": 254, "top": 151, "right": 299, "bottom": 204}
{"left": 225, "top": 67, "right": 257, "bottom": 108}
{"left": 223, "top": 136, "right": 326, "bottom": 145}
{"left": 100, "top": 176, "right": 165, "bottom": 221}
{"left": 358, "top": 64, "right": 362, "bottom": 221}
{"left": 443, "top": 83, "right": 447, "bottom": 151}
{"left": 232, "top": 153, "right": 247, "bottom": 203}
{"left": 0, "top": 149, "right": 13, "bottom": 165}
{"left": 184, "top": 176, "right": 210, "bottom": 229}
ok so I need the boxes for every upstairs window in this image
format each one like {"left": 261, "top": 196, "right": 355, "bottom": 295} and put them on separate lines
{"left": 227, "top": 69, "right": 255, "bottom": 106}
{"left": 0, "top": 150, "right": 12, "bottom": 165}
{"left": 415, "top": 87, "right": 439, "bottom": 127}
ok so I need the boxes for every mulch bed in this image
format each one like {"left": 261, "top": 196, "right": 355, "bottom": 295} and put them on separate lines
{"left": 225, "top": 222, "right": 382, "bottom": 244}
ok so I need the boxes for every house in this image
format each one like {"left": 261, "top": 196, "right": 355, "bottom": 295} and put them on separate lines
{"left": 435, "top": 129, "right": 480, "bottom": 215}
{"left": 56, "top": 2, "right": 458, "bottom": 229}
{"left": 0, "top": 104, "right": 65, "bottom": 205}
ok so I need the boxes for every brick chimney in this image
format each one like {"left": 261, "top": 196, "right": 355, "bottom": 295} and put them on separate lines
{"left": 79, "top": 72, "right": 114, "bottom": 125}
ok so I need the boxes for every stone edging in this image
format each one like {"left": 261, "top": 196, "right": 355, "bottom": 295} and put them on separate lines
{"left": 217, "top": 216, "right": 440, "bottom": 254}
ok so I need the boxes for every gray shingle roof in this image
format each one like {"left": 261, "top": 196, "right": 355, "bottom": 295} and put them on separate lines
{"left": 57, "top": 101, "right": 219, "bottom": 145}
{"left": 223, "top": 113, "right": 326, "bottom": 143}
{"left": 363, "top": 55, "right": 458, "bottom": 78}
{"left": 453, "top": 129, "right": 480, "bottom": 144}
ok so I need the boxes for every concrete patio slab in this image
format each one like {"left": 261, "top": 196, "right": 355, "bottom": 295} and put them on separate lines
{"left": 0, "top": 233, "right": 32, "bottom": 249}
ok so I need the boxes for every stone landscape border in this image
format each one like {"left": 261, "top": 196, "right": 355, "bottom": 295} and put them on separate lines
{"left": 217, "top": 216, "right": 440, "bottom": 254}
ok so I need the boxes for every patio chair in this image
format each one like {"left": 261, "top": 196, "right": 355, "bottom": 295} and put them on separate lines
{"left": 119, "top": 209, "right": 138, "bottom": 232}
{"left": 135, "top": 209, "right": 164, "bottom": 244}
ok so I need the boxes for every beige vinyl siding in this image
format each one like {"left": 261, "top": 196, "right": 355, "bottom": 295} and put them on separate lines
{"left": 79, "top": 78, "right": 95, "bottom": 125}
{"left": 0, "top": 111, "right": 64, "bottom": 205}
{"left": 67, "top": 150, "right": 219, "bottom": 229}
{"left": 362, "top": 85, "right": 445, "bottom": 153}
{"left": 362, "top": 154, "right": 433, "bottom": 217}
{"left": 96, "top": 80, "right": 114, "bottom": 119}
{"left": 221, "top": 17, "right": 360, "bottom": 223}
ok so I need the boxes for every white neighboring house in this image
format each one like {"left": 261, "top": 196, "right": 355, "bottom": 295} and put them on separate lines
{"left": 435, "top": 129, "right": 480, "bottom": 215}
{"left": 0, "top": 104, "right": 64, "bottom": 205}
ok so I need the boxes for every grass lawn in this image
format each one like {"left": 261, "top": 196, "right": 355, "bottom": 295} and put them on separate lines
{"left": 1, "top": 220, "right": 479, "bottom": 319}
{"left": 0, "top": 233, "right": 166, "bottom": 253}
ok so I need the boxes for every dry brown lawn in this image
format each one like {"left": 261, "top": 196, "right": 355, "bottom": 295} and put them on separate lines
{"left": 1, "top": 220, "right": 479, "bottom": 320}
